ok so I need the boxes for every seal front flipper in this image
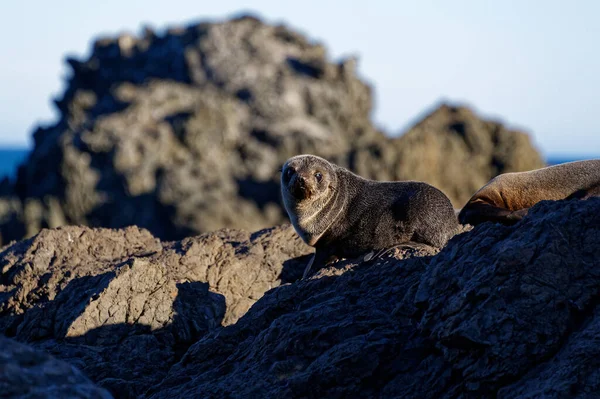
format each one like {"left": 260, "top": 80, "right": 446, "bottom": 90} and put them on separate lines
{"left": 566, "top": 183, "right": 600, "bottom": 200}
{"left": 585, "top": 184, "right": 600, "bottom": 198}
{"left": 302, "top": 248, "right": 337, "bottom": 279}
{"left": 459, "top": 201, "right": 528, "bottom": 226}
{"left": 302, "top": 253, "right": 316, "bottom": 280}
{"left": 509, "top": 208, "right": 529, "bottom": 221}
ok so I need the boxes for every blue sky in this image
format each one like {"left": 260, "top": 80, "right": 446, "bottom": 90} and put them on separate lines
{"left": 1, "top": 1, "right": 599, "bottom": 157}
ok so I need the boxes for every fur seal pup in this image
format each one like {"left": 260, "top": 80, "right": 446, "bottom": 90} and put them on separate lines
{"left": 458, "top": 159, "right": 600, "bottom": 226}
{"left": 280, "top": 154, "right": 459, "bottom": 278}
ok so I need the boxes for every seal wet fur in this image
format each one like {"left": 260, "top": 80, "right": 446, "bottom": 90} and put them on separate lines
{"left": 280, "top": 154, "right": 459, "bottom": 278}
{"left": 458, "top": 159, "right": 600, "bottom": 226}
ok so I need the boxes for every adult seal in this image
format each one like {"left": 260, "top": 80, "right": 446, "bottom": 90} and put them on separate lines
{"left": 458, "top": 159, "right": 600, "bottom": 226}
{"left": 280, "top": 154, "right": 459, "bottom": 278}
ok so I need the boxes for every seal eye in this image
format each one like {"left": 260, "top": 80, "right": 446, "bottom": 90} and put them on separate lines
{"left": 315, "top": 172, "right": 323, "bottom": 182}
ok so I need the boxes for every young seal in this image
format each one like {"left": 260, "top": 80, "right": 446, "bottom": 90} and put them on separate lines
{"left": 458, "top": 159, "right": 600, "bottom": 226}
{"left": 280, "top": 154, "right": 459, "bottom": 278}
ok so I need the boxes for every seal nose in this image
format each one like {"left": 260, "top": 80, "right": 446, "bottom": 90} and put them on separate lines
{"left": 290, "top": 173, "right": 310, "bottom": 199}
{"left": 291, "top": 175, "right": 306, "bottom": 190}
{"left": 298, "top": 176, "right": 306, "bottom": 187}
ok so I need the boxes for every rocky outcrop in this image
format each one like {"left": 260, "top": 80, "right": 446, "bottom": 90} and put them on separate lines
{"left": 2, "top": 198, "right": 599, "bottom": 398}
{"left": 0, "top": 224, "right": 311, "bottom": 398}
{"left": 146, "top": 198, "right": 600, "bottom": 398}
{"left": 0, "top": 15, "right": 543, "bottom": 245}
{"left": 0, "top": 335, "right": 112, "bottom": 398}
{"left": 386, "top": 104, "right": 546, "bottom": 206}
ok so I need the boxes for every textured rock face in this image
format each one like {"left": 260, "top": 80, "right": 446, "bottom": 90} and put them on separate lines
{"left": 144, "top": 198, "right": 600, "bottom": 398}
{"left": 388, "top": 104, "right": 546, "bottom": 206}
{"left": 1, "top": 198, "right": 599, "bottom": 398}
{"left": 0, "top": 335, "right": 112, "bottom": 399}
{"left": 0, "top": 224, "right": 311, "bottom": 397}
{"left": 0, "top": 15, "right": 543, "bottom": 245}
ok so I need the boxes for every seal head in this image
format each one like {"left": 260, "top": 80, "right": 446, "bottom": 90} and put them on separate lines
{"left": 281, "top": 155, "right": 335, "bottom": 202}
{"left": 281, "top": 155, "right": 339, "bottom": 246}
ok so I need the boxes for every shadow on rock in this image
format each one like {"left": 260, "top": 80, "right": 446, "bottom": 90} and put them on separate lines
{"left": 0, "top": 223, "right": 311, "bottom": 398}
{"left": 279, "top": 254, "right": 313, "bottom": 284}
{"left": 22, "top": 278, "right": 226, "bottom": 399}
{"left": 146, "top": 199, "right": 600, "bottom": 398}
{"left": 171, "top": 281, "right": 226, "bottom": 356}
{"left": 16, "top": 272, "right": 114, "bottom": 342}
{"left": 0, "top": 335, "right": 113, "bottom": 399}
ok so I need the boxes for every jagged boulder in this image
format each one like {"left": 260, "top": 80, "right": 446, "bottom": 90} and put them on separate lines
{"left": 144, "top": 198, "right": 600, "bottom": 398}
{"left": 2, "top": 198, "right": 599, "bottom": 398}
{"left": 0, "top": 335, "right": 112, "bottom": 399}
{"left": 0, "top": 15, "right": 543, "bottom": 245}
{"left": 383, "top": 104, "right": 545, "bottom": 205}
{"left": 0, "top": 224, "right": 311, "bottom": 398}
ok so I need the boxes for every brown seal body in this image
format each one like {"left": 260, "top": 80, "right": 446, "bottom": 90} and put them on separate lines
{"left": 280, "top": 154, "right": 459, "bottom": 278}
{"left": 458, "top": 159, "right": 600, "bottom": 226}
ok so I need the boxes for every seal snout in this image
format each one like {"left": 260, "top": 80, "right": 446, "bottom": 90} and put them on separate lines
{"left": 281, "top": 155, "right": 331, "bottom": 203}
{"left": 282, "top": 164, "right": 312, "bottom": 200}
{"left": 290, "top": 173, "right": 312, "bottom": 200}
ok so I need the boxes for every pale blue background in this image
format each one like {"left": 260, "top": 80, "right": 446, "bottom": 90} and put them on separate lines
{"left": 1, "top": 0, "right": 599, "bottom": 158}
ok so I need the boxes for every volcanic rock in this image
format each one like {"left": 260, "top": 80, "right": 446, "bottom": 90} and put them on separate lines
{"left": 0, "top": 15, "right": 543, "bottom": 245}
{"left": 0, "top": 223, "right": 311, "bottom": 397}
{"left": 146, "top": 198, "right": 600, "bottom": 398}
{"left": 2, "top": 198, "right": 599, "bottom": 397}
{"left": 0, "top": 335, "right": 112, "bottom": 399}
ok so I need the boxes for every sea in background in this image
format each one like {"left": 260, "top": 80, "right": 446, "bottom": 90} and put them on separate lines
{"left": 0, "top": 148, "right": 29, "bottom": 181}
{"left": 0, "top": 148, "right": 595, "bottom": 181}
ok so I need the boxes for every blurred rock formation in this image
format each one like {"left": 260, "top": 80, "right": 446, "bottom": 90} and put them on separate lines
{"left": 0, "top": 15, "right": 544, "bottom": 244}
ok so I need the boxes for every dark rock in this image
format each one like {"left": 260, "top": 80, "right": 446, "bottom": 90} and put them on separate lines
{"left": 0, "top": 15, "right": 543, "bottom": 245}
{"left": 2, "top": 198, "right": 599, "bottom": 397}
{"left": 144, "top": 198, "right": 600, "bottom": 398}
{"left": 0, "top": 335, "right": 112, "bottom": 398}
{"left": 0, "top": 224, "right": 311, "bottom": 397}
